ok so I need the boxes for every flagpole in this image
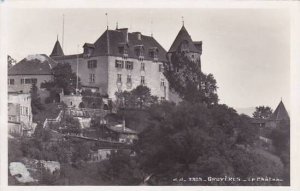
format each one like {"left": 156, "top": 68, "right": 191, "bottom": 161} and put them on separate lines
{"left": 76, "top": 44, "right": 79, "bottom": 93}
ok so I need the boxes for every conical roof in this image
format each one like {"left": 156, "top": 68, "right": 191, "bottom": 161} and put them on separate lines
{"left": 268, "top": 101, "right": 289, "bottom": 121}
{"left": 50, "top": 40, "right": 64, "bottom": 57}
{"left": 168, "top": 25, "right": 200, "bottom": 53}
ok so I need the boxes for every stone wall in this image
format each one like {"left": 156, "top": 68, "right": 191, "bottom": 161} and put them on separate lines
{"left": 60, "top": 93, "right": 83, "bottom": 108}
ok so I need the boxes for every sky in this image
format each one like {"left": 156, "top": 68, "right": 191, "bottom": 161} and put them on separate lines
{"left": 3, "top": 8, "right": 290, "bottom": 111}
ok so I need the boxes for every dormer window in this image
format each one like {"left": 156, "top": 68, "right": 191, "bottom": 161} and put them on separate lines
{"left": 134, "top": 45, "right": 144, "bottom": 60}
{"left": 149, "top": 47, "right": 158, "bottom": 61}
{"left": 137, "top": 33, "right": 141, "bottom": 40}
{"left": 118, "top": 43, "right": 129, "bottom": 56}
{"left": 83, "top": 43, "right": 95, "bottom": 58}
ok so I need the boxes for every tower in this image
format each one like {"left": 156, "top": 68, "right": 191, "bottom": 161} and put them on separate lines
{"left": 167, "top": 25, "right": 202, "bottom": 72}
{"left": 50, "top": 38, "right": 64, "bottom": 58}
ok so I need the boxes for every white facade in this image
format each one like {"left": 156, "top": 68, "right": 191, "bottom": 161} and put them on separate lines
{"left": 8, "top": 92, "right": 33, "bottom": 136}
{"left": 107, "top": 56, "right": 169, "bottom": 100}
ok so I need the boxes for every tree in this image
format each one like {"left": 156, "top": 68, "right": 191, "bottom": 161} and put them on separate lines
{"left": 41, "top": 63, "right": 80, "bottom": 95}
{"left": 164, "top": 53, "right": 218, "bottom": 105}
{"left": 89, "top": 116, "right": 107, "bottom": 138}
{"left": 60, "top": 115, "right": 81, "bottom": 135}
{"left": 81, "top": 89, "right": 103, "bottom": 109}
{"left": 132, "top": 101, "right": 282, "bottom": 185}
{"left": 135, "top": 101, "right": 240, "bottom": 185}
{"left": 30, "top": 83, "right": 44, "bottom": 114}
{"left": 253, "top": 106, "right": 273, "bottom": 119}
{"left": 235, "top": 114, "right": 259, "bottom": 146}
{"left": 7, "top": 55, "right": 17, "bottom": 69}
{"left": 115, "top": 85, "right": 158, "bottom": 109}
{"left": 34, "top": 124, "right": 52, "bottom": 143}
{"left": 70, "top": 140, "right": 90, "bottom": 164}
{"left": 97, "top": 150, "right": 144, "bottom": 185}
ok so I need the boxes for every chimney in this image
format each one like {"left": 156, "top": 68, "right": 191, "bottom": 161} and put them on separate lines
{"left": 133, "top": 32, "right": 142, "bottom": 40}
{"left": 117, "top": 28, "right": 128, "bottom": 43}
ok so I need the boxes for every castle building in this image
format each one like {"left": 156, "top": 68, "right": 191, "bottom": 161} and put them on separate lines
{"left": 166, "top": 25, "right": 203, "bottom": 103}
{"left": 50, "top": 28, "right": 169, "bottom": 101}
{"left": 167, "top": 25, "right": 202, "bottom": 71}
{"left": 251, "top": 100, "right": 290, "bottom": 129}
{"left": 266, "top": 100, "right": 290, "bottom": 128}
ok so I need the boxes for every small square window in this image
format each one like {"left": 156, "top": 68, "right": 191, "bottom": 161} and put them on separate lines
{"left": 89, "top": 73, "right": 95, "bottom": 83}
{"left": 127, "top": 75, "right": 132, "bottom": 83}
{"left": 117, "top": 74, "right": 122, "bottom": 83}
{"left": 8, "top": 79, "right": 14, "bottom": 85}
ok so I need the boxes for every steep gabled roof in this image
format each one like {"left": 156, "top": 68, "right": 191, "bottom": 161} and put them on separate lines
{"left": 8, "top": 54, "right": 57, "bottom": 75}
{"left": 51, "top": 29, "right": 167, "bottom": 62}
{"left": 168, "top": 26, "right": 201, "bottom": 53}
{"left": 268, "top": 101, "right": 290, "bottom": 121}
{"left": 50, "top": 40, "right": 64, "bottom": 57}
{"left": 91, "top": 29, "right": 167, "bottom": 62}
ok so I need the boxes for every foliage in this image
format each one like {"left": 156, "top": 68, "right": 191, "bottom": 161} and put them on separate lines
{"left": 227, "top": 148, "right": 284, "bottom": 185}
{"left": 88, "top": 116, "right": 107, "bottom": 139}
{"left": 117, "top": 109, "right": 151, "bottom": 133}
{"left": 235, "top": 114, "right": 259, "bottom": 146}
{"left": 34, "top": 124, "right": 52, "bottom": 142}
{"left": 253, "top": 106, "right": 273, "bottom": 119}
{"left": 7, "top": 55, "right": 17, "bottom": 69}
{"left": 133, "top": 101, "right": 282, "bottom": 185}
{"left": 269, "top": 120, "right": 290, "bottom": 185}
{"left": 115, "top": 85, "right": 158, "bottom": 109}
{"left": 8, "top": 138, "right": 23, "bottom": 162}
{"left": 60, "top": 115, "right": 81, "bottom": 135}
{"left": 97, "top": 150, "right": 144, "bottom": 185}
{"left": 39, "top": 165, "right": 60, "bottom": 185}
{"left": 30, "top": 83, "right": 44, "bottom": 114}
{"left": 32, "top": 102, "right": 62, "bottom": 123}
{"left": 164, "top": 53, "right": 218, "bottom": 105}
{"left": 41, "top": 62, "right": 80, "bottom": 95}
{"left": 270, "top": 125, "right": 289, "bottom": 155}
{"left": 81, "top": 89, "right": 103, "bottom": 109}
{"left": 70, "top": 140, "right": 91, "bottom": 164}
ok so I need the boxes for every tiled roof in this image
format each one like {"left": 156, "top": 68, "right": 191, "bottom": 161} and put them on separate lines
{"left": 83, "top": 43, "right": 95, "bottom": 48}
{"left": 50, "top": 40, "right": 64, "bottom": 57}
{"left": 8, "top": 54, "right": 57, "bottom": 75}
{"left": 268, "top": 101, "right": 290, "bottom": 121}
{"left": 92, "top": 29, "right": 168, "bottom": 61}
{"left": 52, "top": 29, "right": 167, "bottom": 62}
{"left": 168, "top": 26, "right": 201, "bottom": 53}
